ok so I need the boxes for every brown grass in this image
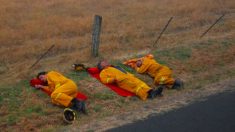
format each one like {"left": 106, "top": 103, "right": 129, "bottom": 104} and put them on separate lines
{"left": 0, "top": 0, "right": 234, "bottom": 82}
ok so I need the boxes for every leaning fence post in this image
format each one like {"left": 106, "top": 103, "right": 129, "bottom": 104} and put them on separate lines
{"left": 200, "top": 14, "right": 225, "bottom": 38}
{"left": 91, "top": 15, "right": 102, "bottom": 57}
{"left": 153, "top": 17, "right": 173, "bottom": 48}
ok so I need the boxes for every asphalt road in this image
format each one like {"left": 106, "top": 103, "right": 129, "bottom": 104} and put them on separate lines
{"left": 108, "top": 90, "right": 235, "bottom": 132}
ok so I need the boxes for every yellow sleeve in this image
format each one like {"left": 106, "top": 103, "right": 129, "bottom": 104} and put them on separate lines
{"left": 123, "top": 58, "right": 139, "bottom": 69}
{"left": 135, "top": 58, "right": 151, "bottom": 73}
{"left": 47, "top": 71, "right": 68, "bottom": 89}
{"left": 47, "top": 78, "right": 55, "bottom": 90}
{"left": 41, "top": 86, "right": 52, "bottom": 93}
{"left": 100, "top": 69, "right": 115, "bottom": 84}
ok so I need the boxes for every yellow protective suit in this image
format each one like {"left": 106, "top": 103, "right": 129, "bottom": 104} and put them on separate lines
{"left": 100, "top": 66, "right": 151, "bottom": 100}
{"left": 135, "top": 56, "right": 175, "bottom": 88}
{"left": 124, "top": 54, "right": 175, "bottom": 88}
{"left": 43, "top": 71, "right": 78, "bottom": 107}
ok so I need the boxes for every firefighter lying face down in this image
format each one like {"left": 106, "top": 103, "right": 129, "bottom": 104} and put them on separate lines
{"left": 97, "top": 60, "right": 163, "bottom": 101}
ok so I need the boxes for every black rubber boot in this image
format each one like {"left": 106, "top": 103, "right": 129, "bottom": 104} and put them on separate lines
{"left": 155, "top": 86, "right": 163, "bottom": 96}
{"left": 79, "top": 101, "right": 87, "bottom": 115}
{"left": 147, "top": 90, "right": 155, "bottom": 99}
{"left": 147, "top": 86, "right": 163, "bottom": 99}
{"left": 172, "top": 79, "right": 184, "bottom": 89}
{"left": 70, "top": 98, "right": 87, "bottom": 114}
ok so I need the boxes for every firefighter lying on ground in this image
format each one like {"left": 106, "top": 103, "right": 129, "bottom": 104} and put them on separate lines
{"left": 97, "top": 60, "right": 163, "bottom": 101}
{"left": 123, "top": 54, "right": 183, "bottom": 90}
{"left": 35, "top": 71, "right": 86, "bottom": 114}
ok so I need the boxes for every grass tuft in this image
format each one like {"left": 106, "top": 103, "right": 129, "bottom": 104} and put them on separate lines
{"left": 154, "top": 46, "right": 192, "bottom": 62}
{"left": 24, "top": 105, "right": 45, "bottom": 116}
{"left": 93, "top": 105, "right": 102, "bottom": 113}
{"left": 66, "top": 71, "right": 89, "bottom": 81}
{"left": 93, "top": 92, "right": 116, "bottom": 100}
{"left": 7, "top": 115, "right": 18, "bottom": 125}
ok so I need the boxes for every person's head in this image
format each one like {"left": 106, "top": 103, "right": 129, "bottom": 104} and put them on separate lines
{"left": 37, "top": 71, "right": 47, "bottom": 82}
{"left": 136, "top": 60, "right": 143, "bottom": 67}
{"left": 97, "top": 60, "right": 110, "bottom": 71}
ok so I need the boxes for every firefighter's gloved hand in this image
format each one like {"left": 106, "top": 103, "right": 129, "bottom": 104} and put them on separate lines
{"left": 72, "top": 64, "right": 86, "bottom": 71}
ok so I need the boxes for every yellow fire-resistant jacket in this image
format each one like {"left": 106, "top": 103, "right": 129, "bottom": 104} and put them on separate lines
{"left": 43, "top": 71, "right": 78, "bottom": 107}
{"left": 100, "top": 66, "right": 151, "bottom": 100}
{"left": 135, "top": 57, "right": 175, "bottom": 88}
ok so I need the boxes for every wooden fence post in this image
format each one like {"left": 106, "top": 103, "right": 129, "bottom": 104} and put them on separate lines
{"left": 91, "top": 15, "right": 102, "bottom": 57}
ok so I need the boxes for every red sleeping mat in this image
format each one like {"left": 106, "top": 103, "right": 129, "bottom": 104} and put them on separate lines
{"left": 87, "top": 67, "right": 135, "bottom": 97}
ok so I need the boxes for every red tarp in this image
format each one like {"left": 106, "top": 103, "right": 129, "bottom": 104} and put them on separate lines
{"left": 87, "top": 67, "right": 135, "bottom": 97}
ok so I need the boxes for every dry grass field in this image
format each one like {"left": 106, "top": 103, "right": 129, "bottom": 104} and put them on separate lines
{"left": 0, "top": 0, "right": 234, "bottom": 131}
